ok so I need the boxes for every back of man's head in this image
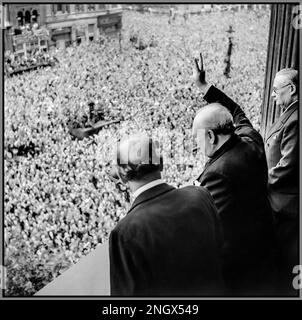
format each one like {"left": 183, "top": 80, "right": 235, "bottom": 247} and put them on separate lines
{"left": 192, "top": 103, "right": 235, "bottom": 157}
{"left": 114, "top": 133, "right": 162, "bottom": 183}
{"left": 193, "top": 103, "right": 234, "bottom": 136}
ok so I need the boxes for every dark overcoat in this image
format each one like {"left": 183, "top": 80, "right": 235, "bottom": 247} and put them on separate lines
{"left": 196, "top": 86, "right": 276, "bottom": 295}
{"left": 110, "top": 183, "right": 225, "bottom": 296}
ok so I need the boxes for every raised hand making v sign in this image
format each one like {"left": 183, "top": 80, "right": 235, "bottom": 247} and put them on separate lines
{"left": 192, "top": 53, "right": 211, "bottom": 93}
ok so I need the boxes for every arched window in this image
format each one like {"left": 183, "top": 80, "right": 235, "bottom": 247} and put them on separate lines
{"left": 32, "top": 9, "right": 38, "bottom": 23}
{"left": 17, "top": 11, "right": 24, "bottom": 26}
{"left": 25, "top": 10, "right": 31, "bottom": 24}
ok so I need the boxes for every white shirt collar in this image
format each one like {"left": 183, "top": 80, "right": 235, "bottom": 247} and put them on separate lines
{"left": 132, "top": 179, "right": 165, "bottom": 201}
{"left": 282, "top": 100, "right": 298, "bottom": 114}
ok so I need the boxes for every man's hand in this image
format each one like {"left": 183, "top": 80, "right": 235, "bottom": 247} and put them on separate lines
{"left": 192, "top": 53, "right": 208, "bottom": 90}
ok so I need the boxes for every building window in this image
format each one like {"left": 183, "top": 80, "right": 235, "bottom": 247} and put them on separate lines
{"left": 98, "top": 4, "right": 105, "bottom": 10}
{"left": 25, "top": 10, "right": 31, "bottom": 24}
{"left": 17, "top": 11, "right": 24, "bottom": 26}
{"left": 88, "top": 4, "right": 95, "bottom": 11}
{"left": 52, "top": 4, "right": 57, "bottom": 15}
{"left": 88, "top": 24, "right": 94, "bottom": 33}
{"left": 58, "top": 4, "right": 70, "bottom": 13}
{"left": 14, "top": 28, "right": 22, "bottom": 35}
{"left": 31, "top": 9, "right": 38, "bottom": 23}
{"left": 75, "top": 4, "right": 84, "bottom": 12}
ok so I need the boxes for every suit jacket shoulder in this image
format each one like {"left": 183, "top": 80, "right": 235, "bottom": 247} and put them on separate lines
{"left": 109, "top": 183, "right": 225, "bottom": 296}
{"left": 266, "top": 102, "right": 298, "bottom": 141}
{"left": 265, "top": 101, "right": 298, "bottom": 210}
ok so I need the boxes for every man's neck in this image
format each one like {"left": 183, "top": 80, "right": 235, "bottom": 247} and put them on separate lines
{"left": 129, "top": 175, "right": 162, "bottom": 194}
{"left": 131, "top": 177, "right": 164, "bottom": 201}
{"left": 282, "top": 98, "right": 298, "bottom": 113}
{"left": 209, "top": 134, "right": 233, "bottom": 158}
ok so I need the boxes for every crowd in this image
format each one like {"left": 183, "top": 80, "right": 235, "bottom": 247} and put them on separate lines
{"left": 4, "top": 50, "right": 56, "bottom": 77}
{"left": 4, "top": 8, "right": 270, "bottom": 295}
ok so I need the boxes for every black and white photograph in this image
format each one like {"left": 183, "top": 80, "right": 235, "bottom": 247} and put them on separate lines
{"left": 1, "top": 1, "right": 301, "bottom": 302}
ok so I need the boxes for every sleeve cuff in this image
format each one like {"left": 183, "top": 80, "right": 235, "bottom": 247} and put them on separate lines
{"left": 202, "top": 83, "right": 213, "bottom": 100}
{"left": 202, "top": 83, "right": 215, "bottom": 102}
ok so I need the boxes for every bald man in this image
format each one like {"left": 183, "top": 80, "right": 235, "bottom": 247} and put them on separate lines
{"left": 192, "top": 55, "right": 276, "bottom": 295}
{"left": 108, "top": 134, "right": 225, "bottom": 296}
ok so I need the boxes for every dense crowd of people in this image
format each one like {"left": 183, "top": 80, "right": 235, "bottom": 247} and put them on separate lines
{"left": 4, "top": 50, "right": 56, "bottom": 77}
{"left": 4, "top": 8, "right": 269, "bottom": 295}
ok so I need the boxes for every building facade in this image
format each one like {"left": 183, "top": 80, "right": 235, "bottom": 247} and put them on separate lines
{"left": 4, "top": 4, "right": 123, "bottom": 55}
{"left": 45, "top": 4, "right": 122, "bottom": 49}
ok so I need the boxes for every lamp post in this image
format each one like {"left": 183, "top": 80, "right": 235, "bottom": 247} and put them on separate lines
{"left": 223, "top": 25, "right": 234, "bottom": 78}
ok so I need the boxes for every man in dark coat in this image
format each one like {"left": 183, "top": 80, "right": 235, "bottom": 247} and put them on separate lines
{"left": 265, "top": 68, "right": 299, "bottom": 295}
{"left": 192, "top": 54, "right": 276, "bottom": 295}
{"left": 109, "top": 134, "right": 225, "bottom": 296}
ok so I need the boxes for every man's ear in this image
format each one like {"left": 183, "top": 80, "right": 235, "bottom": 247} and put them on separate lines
{"left": 208, "top": 129, "right": 216, "bottom": 145}
{"left": 116, "top": 166, "right": 128, "bottom": 184}
{"left": 290, "top": 84, "right": 297, "bottom": 96}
